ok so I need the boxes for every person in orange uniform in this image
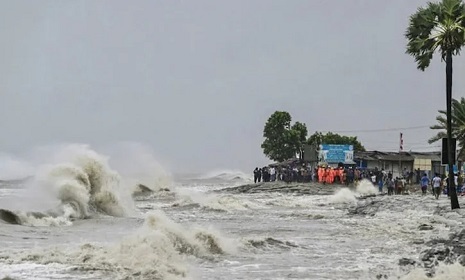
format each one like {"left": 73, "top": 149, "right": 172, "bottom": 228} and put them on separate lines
{"left": 323, "top": 167, "right": 329, "bottom": 184}
{"left": 339, "top": 167, "right": 345, "bottom": 184}
{"left": 318, "top": 166, "right": 324, "bottom": 183}
{"left": 326, "top": 167, "right": 333, "bottom": 184}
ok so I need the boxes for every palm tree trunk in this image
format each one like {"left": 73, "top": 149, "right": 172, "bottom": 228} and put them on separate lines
{"left": 446, "top": 50, "right": 460, "bottom": 209}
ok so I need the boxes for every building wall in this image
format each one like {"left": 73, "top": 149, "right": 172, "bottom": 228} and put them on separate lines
{"left": 354, "top": 152, "right": 444, "bottom": 178}
{"left": 431, "top": 161, "right": 445, "bottom": 176}
{"left": 387, "top": 161, "right": 414, "bottom": 177}
{"left": 356, "top": 160, "right": 414, "bottom": 177}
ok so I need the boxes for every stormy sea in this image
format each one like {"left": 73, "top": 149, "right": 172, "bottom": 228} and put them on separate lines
{"left": 1, "top": 145, "right": 465, "bottom": 280}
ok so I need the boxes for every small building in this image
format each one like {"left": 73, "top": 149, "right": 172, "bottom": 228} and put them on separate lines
{"left": 354, "top": 151, "right": 443, "bottom": 177}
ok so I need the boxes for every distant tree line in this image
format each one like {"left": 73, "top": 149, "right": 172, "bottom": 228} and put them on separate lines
{"left": 261, "top": 111, "right": 365, "bottom": 162}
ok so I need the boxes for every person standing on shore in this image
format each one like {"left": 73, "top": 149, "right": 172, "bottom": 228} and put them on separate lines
{"left": 253, "top": 168, "right": 259, "bottom": 183}
{"left": 432, "top": 173, "right": 442, "bottom": 199}
{"left": 387, "top": 178, "right": 394, "bottom": 195}
{"left": 420, "top": 173, "right": 429, "bottom": 195}
{"left": 270, "top": 167, "right": 276, "bottom": 182}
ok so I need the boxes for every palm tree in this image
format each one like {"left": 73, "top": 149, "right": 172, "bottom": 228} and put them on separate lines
{"left": 405, "top": 0, "right": 465, "bottom": 209}
{"left": 429, "top": 97, "right": 465, "bottom": 160}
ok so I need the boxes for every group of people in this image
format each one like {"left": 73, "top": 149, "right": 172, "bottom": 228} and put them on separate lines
{"left": 419, "top": 172, "right": 465, "bottom": 199}
{"left": 253, "top": 164, "right": 394, "bottom": 185}
{"left": 253, "top": 163, "right": 465, "bottom": 201}
{"left": 253, "top": 165, "right": 313, "bottom": 183}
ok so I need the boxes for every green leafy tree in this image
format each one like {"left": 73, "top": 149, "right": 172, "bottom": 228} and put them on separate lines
{"left": 405, "top": 0, "right": 464, "bottom": 209}
{"left": 261, "top": 111, "right": 308, "bottom": 162}
{"left": 307, "top": 132, "right": 365, "bottom": 152}
{"left": 429, "top": 97, "right": 465, "bottom": 160}
{"left": 291, "top": 121, "right": 308, "bottom": 158}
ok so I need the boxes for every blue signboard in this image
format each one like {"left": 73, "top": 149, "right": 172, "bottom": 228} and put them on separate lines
{"left": 445, "top": 165, "right": 465, "bottom": 174}
{"left": 319, "top": 144, "right": 354, "bottom": 163}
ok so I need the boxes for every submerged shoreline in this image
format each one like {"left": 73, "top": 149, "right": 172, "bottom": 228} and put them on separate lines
{"left": 2, "top": 176, "right": 465, "bottom": 279}
{"left": 221, "top": 180, "right": 465, "bottom": 278}
{"left": 219, "top": 180, "right": 423, "bottom": 196}
{"left": 218, "top": 181, "right": 354, "bottom": 195}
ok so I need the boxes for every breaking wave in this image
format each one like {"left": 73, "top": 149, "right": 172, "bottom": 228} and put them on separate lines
{"left": 0, "top": 145, "right": 135, "bottom": 226}
{"left": 329, "top": 179, "right": 378, "bottom": 204}
{"left": 172, "top": 189, "right": 265, "bottom": 212}
{"left": 102, "top": 142, "right": 173, "bottom": 195}
{"left": 5, "top": 211, "right": 234, "bottom": 279}
{"left": 196, "top": 170, "right": 252, "bottom": 182}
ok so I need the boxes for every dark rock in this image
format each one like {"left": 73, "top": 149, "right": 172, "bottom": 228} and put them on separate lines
{"left": 399, "top": 258, "right": 417, "bottom": 266}
{"left": 458, "top": 255, "right": 465, "bottom": 266}
{"left": 421, "top": 252, "right": 432, "bottom": 262}
{"left": 418, "top": 224, "right": 433, "bottom": 231}
{"left": 0, "top": 209, "right": 21, "bottom": 225}
{"left": 348, "top": 200, "right": 381, "bottom": 216}
{"left": 416, "top": 229, "right": 465, "bottom": 272}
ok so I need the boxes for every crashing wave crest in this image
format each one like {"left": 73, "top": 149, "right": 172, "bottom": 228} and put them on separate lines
{"left": 4, "top": 211, "right": 234, "bottom": 279}
{"left": 0, "top": 145, "right": 133, "bottom": 226}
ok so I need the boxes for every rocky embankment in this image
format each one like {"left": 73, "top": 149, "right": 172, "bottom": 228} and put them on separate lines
{"left": 217, "top": 181, "right": 355, "bottom": 195}
{"left": 349, "top": 195, "right": 465, "bottom": 277}
{"left": 403, "top": 209, "right": 465, "bottom": 277}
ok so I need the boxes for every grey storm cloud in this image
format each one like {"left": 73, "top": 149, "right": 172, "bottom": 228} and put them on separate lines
{"left": 1, "top": 0, "right": 464, "bottom": 173}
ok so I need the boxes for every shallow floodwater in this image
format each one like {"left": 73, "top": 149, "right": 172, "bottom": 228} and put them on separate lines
{"left": 1, "top": 170, "right": 465, "bottom": 280}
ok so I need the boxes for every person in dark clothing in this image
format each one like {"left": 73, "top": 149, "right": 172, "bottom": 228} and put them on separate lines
{"left": 376, "top": 171, "right": 383, "bottom": 187}
{"left": 262, "top": 167, "right": 269, "bottom": 182}
{"left": 387, "top": 178, "right": 394, "bottom": 195}
{"left": 416, "top": 168, "right": 421, "bottom": 184}
{"left": 253, "top": 168, "right": 259, "bottom": 183}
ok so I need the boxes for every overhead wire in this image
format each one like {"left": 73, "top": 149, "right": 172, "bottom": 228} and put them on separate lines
{"left": 323, "top": 125, "right": 431, "bottom": 134}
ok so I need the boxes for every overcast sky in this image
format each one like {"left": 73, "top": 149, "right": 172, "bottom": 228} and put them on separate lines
{"left": 1, "top": 0, "right": 465, "bottom": 173}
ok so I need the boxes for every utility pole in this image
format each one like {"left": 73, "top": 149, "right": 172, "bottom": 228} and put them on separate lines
{"left": 399, "top": 132, "right": 403, "bottom": 178}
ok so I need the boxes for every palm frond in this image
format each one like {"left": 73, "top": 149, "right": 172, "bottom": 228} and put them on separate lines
{"left": 406, "top": 0, "right": 465, "bottom": 70}
{"left": 429, "top": 131, "right": 447, "bottom": 144}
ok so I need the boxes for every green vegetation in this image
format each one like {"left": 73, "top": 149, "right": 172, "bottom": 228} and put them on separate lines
{"left": 429, "top": 97, "right": 465, "bottom": 159}
{"left": 405, "top": 0, "right": 465, "bottom": 209}
{"left": 261, "top": 111, "right": 308, "bottom": 162}
{"left": 307, "top": 132, "right": 365, "bottom": 152}
{"left": 261, "top": 111, "right": 365, "bottom": 162}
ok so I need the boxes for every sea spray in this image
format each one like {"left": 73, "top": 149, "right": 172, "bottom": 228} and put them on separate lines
{"left": 329, "top": 188, "right": 357, "bottom": 204}
{"left": 37, "top": 146, "right": 128, "bottom": 218}
{"left": 102, "top": 142, "right": 173, "bottom": 193}
{"left": 143, "top": 210, "right": 236, "bottom": 256}
{"left": 0, "top": 144, "right": 139, "bottom": 225}
{"left": 355, "top": 179, "right": 378, "bottom": 195}
{"left": 6, "top": 210, "right": 234, "bottom": 279}
{"left": 329, "top": 179, "right": 377, "bottom": 204}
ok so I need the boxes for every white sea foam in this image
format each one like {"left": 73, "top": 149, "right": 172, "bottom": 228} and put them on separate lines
{"left": 4, "top": 210, "right": 235, "bottom": 279}
{"left": 173, "top": 188, "right": 264, "bottom": 211}
{"left": 0, "top": 144, "right": 139, "bottom": 226}
{"left": 329, "top": 188, "right": 358, "bottom": 204}
{"left": 329, "top": 179, "right": 377, "bottom": 204}
{"left": 399, "top": 263, "right": 465, "bottom": 280}
{"left": 355, "top": 179, "right": 378, "bottom": 195}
